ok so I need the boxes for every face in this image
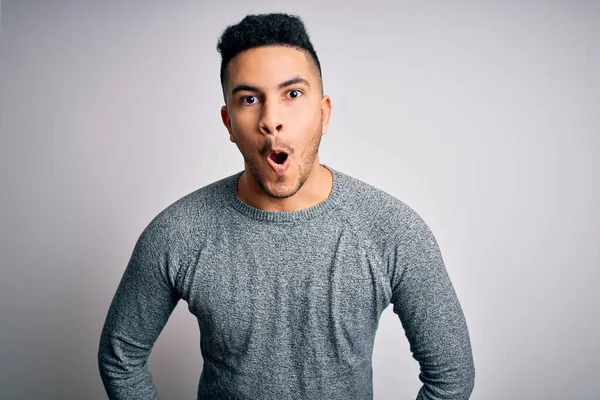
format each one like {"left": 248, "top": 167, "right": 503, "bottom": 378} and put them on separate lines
{"left": 220, "top": 45, "right": 331, "bottom": 200}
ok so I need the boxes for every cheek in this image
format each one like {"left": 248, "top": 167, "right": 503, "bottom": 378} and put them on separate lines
{"left": 230, "top": 115, "right": 261, "bottom": 153}
{"left": 288, "top": 103, "right": 321, "bottom": 131}
{"left": 231, "top": 111, "right": 257, "bottom": 132}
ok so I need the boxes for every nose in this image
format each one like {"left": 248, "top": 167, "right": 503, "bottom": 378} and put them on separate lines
{"left": 258, "top": 98, "right": 283, "bottom": 135}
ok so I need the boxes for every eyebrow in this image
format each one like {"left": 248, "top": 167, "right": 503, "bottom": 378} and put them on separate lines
{"left": 230, "top": 76, "right": 311, "bottom": 97}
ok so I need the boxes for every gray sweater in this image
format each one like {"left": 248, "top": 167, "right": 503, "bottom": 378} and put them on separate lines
{"left": 98, "top": 164, "right": 475, "bottom": 399}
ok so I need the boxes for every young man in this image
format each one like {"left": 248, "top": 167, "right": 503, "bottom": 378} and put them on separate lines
{"left": 98, "top": 13, "right": 475, "bottom": 400}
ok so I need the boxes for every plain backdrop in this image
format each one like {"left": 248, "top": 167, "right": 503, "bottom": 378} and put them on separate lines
{"left": 1, "top": 1, "right": 599, "bottom": 399}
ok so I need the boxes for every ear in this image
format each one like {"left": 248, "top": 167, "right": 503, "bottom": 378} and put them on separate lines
{"left": 220, "top": 105, "right": 235, "bottom": 143}
{"left": 320, "top": 95, "right": 332, "bottom": 135}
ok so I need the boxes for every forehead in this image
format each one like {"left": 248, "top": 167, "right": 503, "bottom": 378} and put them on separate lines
{"left": 227, "top": 45, "right": 315, "bottom": 87}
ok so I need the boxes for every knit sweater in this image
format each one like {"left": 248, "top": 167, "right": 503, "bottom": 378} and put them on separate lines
{"left": 98, "top": 163, "right": 475, "bottom": 399}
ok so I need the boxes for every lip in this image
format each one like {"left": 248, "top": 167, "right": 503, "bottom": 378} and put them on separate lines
{"left": 266, "top": 148, "right": 287, "bottom": 157}
{"left": 266, "top": 152, "right": 291, "bottom": 174}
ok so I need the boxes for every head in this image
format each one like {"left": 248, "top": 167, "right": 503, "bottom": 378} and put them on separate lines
{"left": 217, "top": 13, "right": 331, "bottom": 201}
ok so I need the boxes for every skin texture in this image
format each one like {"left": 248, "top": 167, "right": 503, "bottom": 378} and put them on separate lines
{"left": 220, "top": 45, "right": 333, "bottom": 212}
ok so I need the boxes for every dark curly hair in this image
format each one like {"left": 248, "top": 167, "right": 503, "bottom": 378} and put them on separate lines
{"left": 216, "top": 13, "right": 322, "bottom": 98}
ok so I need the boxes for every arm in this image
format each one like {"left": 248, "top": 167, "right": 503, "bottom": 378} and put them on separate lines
{"left": 390, "top": 210, "right": 475, "bottom": 399}
{"left": 98, "top": 222, "right": 180, "bottom": 399}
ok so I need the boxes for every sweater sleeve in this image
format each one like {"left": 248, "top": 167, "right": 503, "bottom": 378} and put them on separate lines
{"left": 390, "top": 210, "right": 475, "bottom": 399}
{"left": 97, "top": 222, "right": 180, "bottom": 399}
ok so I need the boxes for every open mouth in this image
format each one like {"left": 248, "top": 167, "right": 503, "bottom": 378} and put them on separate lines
{"left": 268, "top": 151, "right": 288, "bottom": 165}
{"left": 266, "top": 150, "right": 291, "bottom": 174}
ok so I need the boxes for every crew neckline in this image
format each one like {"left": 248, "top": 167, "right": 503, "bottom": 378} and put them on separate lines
{"left": 226, "top": 163, "right": 343, "bottom": 223}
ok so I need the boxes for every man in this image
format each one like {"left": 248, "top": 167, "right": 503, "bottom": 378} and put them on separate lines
{"left": 98, "top": 12, "right": 475, "bottom": 400}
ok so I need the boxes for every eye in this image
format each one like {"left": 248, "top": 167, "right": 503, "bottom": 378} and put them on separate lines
{"left": 286, "top": 89, "right": 303, "bottom": 99}
{"left": 240, "top": 95, "right": 260, "bottom": 105}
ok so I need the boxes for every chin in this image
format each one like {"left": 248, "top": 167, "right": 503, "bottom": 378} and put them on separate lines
{"left": 262, "top": 177, "right": 298, "bottom": 198}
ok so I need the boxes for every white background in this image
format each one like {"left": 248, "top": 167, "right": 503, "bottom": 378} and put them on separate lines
{"left": 1, "top": 1, "right": 599, "bottom": 398}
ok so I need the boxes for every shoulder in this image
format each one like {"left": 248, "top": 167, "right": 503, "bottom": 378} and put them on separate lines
{"left": 139, "top": 173, "right": 236, "bottom": 251}
{"left": 335, "top": 170, "right": 430, "bottom": 248}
